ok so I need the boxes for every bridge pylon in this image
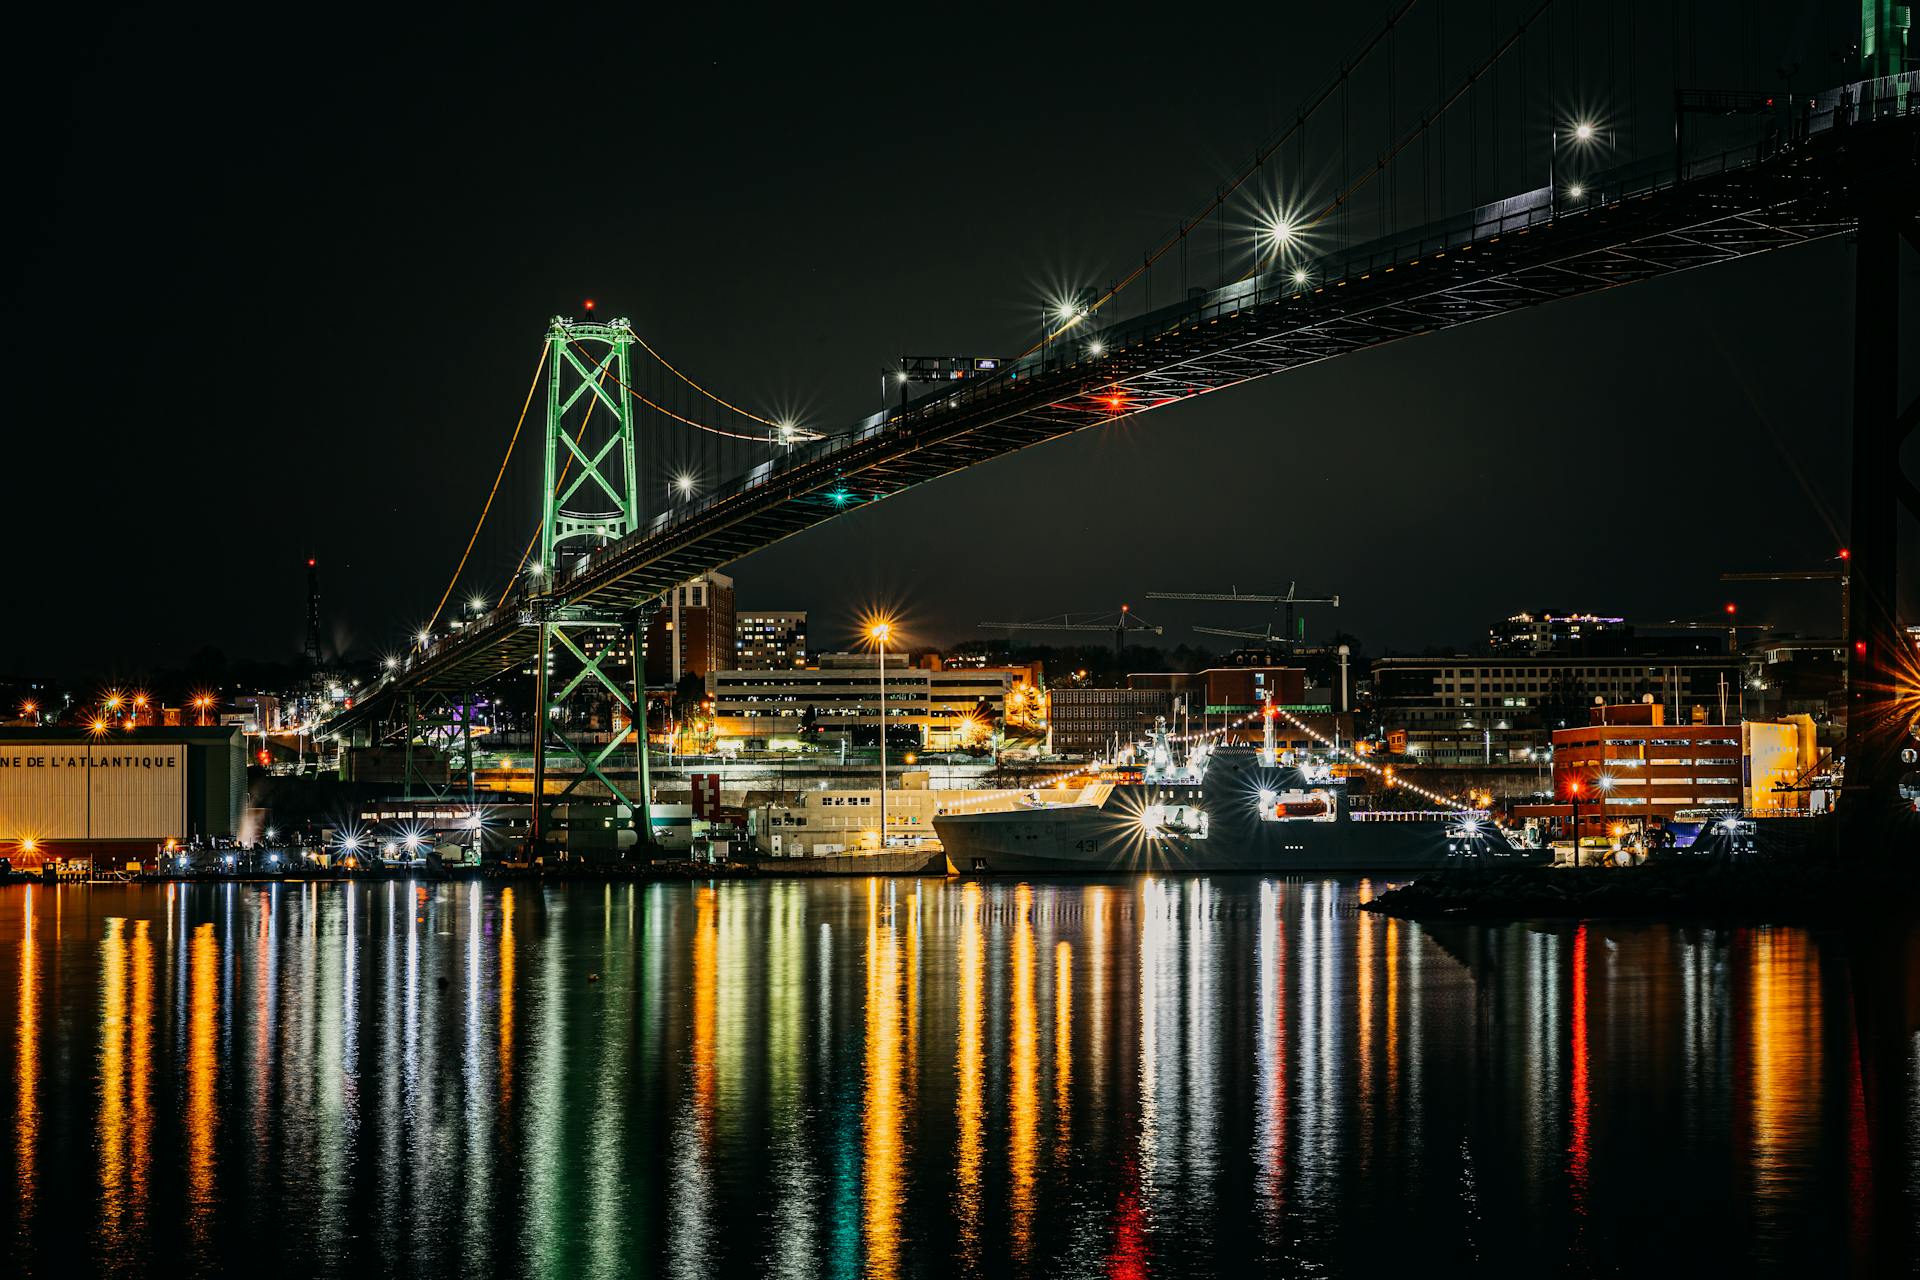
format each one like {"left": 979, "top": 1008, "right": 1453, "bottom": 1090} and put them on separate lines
{"left": 1841, "top": 210, "right": 1920, "bottom": 846}
{"left": 526, "top": 314, "right": 653, "bottom": 858}
{"left": 540, "top": 314, "right": 642, "bottom": 574}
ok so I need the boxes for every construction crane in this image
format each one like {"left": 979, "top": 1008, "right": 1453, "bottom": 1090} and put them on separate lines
{"left": 979, "top": 605, "right": 1164, "bottom": 668}
{"left": 1721, "top": 554, "right": 1850, "bottom": 638}
{"left": 1191, "top": 622, "right": 1287, "bottom": 644}
{"left": 1147, "top": 583, "right": 1340, "bottom": 652}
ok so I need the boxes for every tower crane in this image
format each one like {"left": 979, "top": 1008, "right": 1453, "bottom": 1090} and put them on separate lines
{"left": 1146, "top": 583, "right": 1340, "bottom": 652}
{"left": 1720, "top": 554, "right": 1850, "bottom": 639}
{"left": 978, "top": 604, "right": 1164, "bottom": 669}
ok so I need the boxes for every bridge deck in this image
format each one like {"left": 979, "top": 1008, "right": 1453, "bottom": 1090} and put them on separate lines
{"left": 330, "top": 84, "right": 1919, "bottom": 737}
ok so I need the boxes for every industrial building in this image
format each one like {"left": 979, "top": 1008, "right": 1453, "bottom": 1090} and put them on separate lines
{"left": 0, "top": 726, "right": 246, "bottom": 866}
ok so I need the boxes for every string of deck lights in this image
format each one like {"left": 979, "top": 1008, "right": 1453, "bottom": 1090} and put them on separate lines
{"left": 1158, "top": 703, "right": 1471, "bottom": 812}
{"left": 1266, "top": 704, "right": 1472, "bottom": 812}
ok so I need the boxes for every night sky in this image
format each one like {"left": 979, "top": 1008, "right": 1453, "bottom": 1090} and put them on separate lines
{"left": 6, "top": 2, "right": 1913, "bottom": 678}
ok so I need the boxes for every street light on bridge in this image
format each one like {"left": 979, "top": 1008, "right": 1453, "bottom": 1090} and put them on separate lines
{"left": 1551, "top": 118, "right": 1602, "bottom": 217}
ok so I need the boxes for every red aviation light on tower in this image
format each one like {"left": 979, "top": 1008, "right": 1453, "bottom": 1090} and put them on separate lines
{"left": 1725, "top": 602, "right": 1737, "bottom": 616}
{"left": 1839, "top": 548, "right": 1851, "bottom": 561}
{"left": 307, "top": 557, "right": 315, "bottom": 567}
{"left": 583, "top": 298, "right": 596, "bottom": 315}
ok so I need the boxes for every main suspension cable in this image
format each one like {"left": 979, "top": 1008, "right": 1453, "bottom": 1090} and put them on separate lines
{"left": 426, "top": 340, "right": 549, "bottom": 630}
{"left": 629, "top": 329, "right": 782, "bottom": 430}
{"left": 567, "top": 340, "right": 821, "bottom": 443}
{"left": 495, "top": 358, "right": 612, "bottom": 607}
{"left": 1302, "top": 0, "right": 1553, "bottom": 239}
{"left": 1025, "top": 0, "right": 1421, "bottom": 354}
{"left": 1240, "top": 0, "right": 1553, "bottom": 282}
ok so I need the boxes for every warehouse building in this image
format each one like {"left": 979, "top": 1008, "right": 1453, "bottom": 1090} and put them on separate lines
{"left": 0, "top": 726, "right": 246, "bottom": 866}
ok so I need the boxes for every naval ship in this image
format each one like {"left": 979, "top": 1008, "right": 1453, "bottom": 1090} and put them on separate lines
{"left": 935, "top": 717, "right": 1543, "bottom": 875}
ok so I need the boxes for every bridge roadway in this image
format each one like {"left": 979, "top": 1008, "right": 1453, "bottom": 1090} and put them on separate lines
{"left": 330, "top": 89, "right": 1919, "bottom": 740}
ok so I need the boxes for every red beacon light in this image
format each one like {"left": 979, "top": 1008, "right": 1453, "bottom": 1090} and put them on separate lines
{"left": 583, "top": 298, "right": 596, "bottom": 313}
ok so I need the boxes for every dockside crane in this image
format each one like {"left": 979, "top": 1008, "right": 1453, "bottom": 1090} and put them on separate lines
{"left": 1146, "top": 583, "right": 1341, "bottom": 652}
{"left": 978, "top": 605, "right": 1164, "bottom": 670}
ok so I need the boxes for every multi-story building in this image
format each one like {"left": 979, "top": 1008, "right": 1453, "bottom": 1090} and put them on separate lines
{"left": 1369, "top": 653, "right": 1743, "bottom": 765}
{"left": 1049, "top": 688, "right": 1176, "bottom": 759}
{"left": 757, "top": 775, "right": 1050, "bottom": 857}
{"left": 1513, "top": 702, "right": 1814, "bottom": 838}
{"left": 1742, "top": 639, "right": 1846, "bottom": 734}
{"left": 1488, "top": 610, "right": 1627, "bottom": 655}
{"left": 644, "top": 572, "right": 736, "bottom": 685}
{"left": 707, "top": 653, "right": 1009, "bottom": 751}
{"left": 736, "top": 611, "right": 808, "bottom": 669}
{"left": 1130, "top": 667, "right": 1307, "bottom": 715}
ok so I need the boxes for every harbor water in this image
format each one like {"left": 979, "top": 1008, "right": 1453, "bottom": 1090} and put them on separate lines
{"left": 1, "top": 877, "right": 1913, "bottom": 1275}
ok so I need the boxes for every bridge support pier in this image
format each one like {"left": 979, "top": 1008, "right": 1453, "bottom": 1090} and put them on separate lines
{"left": 1840, "top": 208, "right": 1917, "bottom": 849}
{"left": 531, "top": 614, "right": 551, "bottom": 855}
{"left": 527, "top": 607, "right": 645, "bottom": 861}
{"left": 632, "top": 605, "right": 654, "bottom": 860}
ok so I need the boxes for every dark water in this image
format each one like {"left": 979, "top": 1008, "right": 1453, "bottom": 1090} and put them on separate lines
{"left": 1, "top": 877, "right": 1915, "bottom": 1276}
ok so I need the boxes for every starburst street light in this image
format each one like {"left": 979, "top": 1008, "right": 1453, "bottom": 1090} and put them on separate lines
{"left": 1267, "top": 218, "right": 1297, "bottom": 246}
{"left": 1292, "top": 267, "right": 1310, "bottom": 287}
{"left": 468, "top": 595, "right": 486, "bottom": 615}
{"left": 865, "top": 616, "right": 897, "bottom": 852}
{"left": 1552, "top": 118, "right": 1602, "bottom": 216}
{"left": 673, "top": 472, "right": 696, "bottom": 498}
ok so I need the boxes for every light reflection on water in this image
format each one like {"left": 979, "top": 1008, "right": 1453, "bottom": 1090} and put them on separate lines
{"left": 0, "top": 877, "right": 1913, "bottom": 1275}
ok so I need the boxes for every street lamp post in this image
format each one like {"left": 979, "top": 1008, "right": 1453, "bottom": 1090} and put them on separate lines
{"left": 1569, "top": 779, "right": 1583, "bottom": 866}
{"left": 1551, "top": 119, "right": 1598, "bottom": 219}
{"left": 1598, "top": 772, "right": 1615, "bottom": 862}
{"left": 868, "top": 621, "right": 894, "bottom": 851}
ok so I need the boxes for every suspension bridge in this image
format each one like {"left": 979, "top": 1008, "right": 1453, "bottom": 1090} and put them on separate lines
{"left": 323, "top": 6, "right": 1920, "bottom": 849}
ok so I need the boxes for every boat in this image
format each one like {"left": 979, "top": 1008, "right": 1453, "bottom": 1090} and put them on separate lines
{"left": 934, "top": 717, "right": 1544, "bottom": 875}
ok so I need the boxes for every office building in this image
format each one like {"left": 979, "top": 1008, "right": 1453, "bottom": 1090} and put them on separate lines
{"left": 1370, "top": 653, "right": 1743, "bottom": 765}
{"left": 1514, "top": 702, "right": 1821, "bottom": 838}
{"left": 1489, "top": 610, "right": 1627, "bottom": 654}
{"left": 707, "top": 653, "right": 1010, "bottom": 751}
{"left": 1049, "top": 688, "right": 1176, "bottom": 758}
{"left": 645, "top": 572, "right": 736, "bottom": 685}
{"left": 736, "top": 611, "right": 808, "bottom": 669}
